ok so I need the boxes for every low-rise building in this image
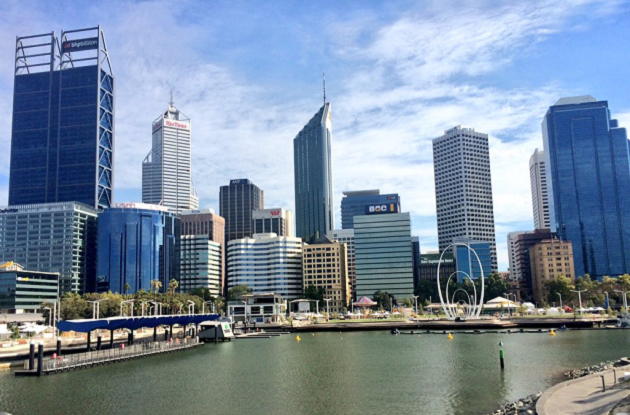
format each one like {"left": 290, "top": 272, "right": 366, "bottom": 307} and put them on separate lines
{"left": 530, "top": 239, "right": 574, "bottom": 304}
{"left": 302, "top": 236, "right": 349, "bottom": 313}
{"left": 418, "top": 252, "right": 456, "bottom": 283}
{"left": 227, "top": 293, "right": 287, "bottom": 324}
{"left": 0, "top": 263, "right": 59, "bottom": 313}
{"left": 253, "top": 208, "right": 294, "bottom": 237}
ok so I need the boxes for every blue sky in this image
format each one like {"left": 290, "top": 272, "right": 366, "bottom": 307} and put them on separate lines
{"left": 0, "top": 0, "right": 629, "bottom": 270}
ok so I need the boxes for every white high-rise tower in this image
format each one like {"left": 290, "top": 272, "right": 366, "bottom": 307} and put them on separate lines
{"left": 529, "top": 148, "right": 551, "bottom": 230}
{"left": 432, "top": 125, "right": 497, "bottom": 271}
{"left": 142, "top": 100, "right": 198, "bottom": 213}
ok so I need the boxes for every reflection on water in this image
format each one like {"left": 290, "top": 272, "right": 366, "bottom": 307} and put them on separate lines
{"left": 0, "top": 330, "right": 628, "bottom": 414}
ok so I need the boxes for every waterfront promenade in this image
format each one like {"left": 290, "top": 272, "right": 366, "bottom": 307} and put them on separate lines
{"left": 537, "top": 367, "right": 630, "bottom": 414}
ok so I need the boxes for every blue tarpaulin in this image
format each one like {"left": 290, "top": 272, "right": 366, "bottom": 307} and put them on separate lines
{"left": 57, "top": 314, "right": 221, "bottom": 333}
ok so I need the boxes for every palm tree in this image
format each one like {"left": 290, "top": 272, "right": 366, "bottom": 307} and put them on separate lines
{"left": 150, "top": 279, "right": 162, "bottom": 301}
{"left": 124, "top": 282, "right": 131, "bottom": 296}
{"left": 168, "top": 279, "right": 179, "bottom": 303}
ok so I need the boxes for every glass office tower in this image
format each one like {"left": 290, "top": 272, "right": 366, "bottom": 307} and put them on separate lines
{"left": 354, "top": 212, "right": 414, "bottom": 299}
{"left": 543, "top": 96, "right": 630, "bottom": 279}
{"left": 0, "top": 202, "right": 98, "bottom": 294}
{"left": 340, "top": 190, "right": 401, "bottom": 229}
{"left": 294, "top": 103, "right": 334, "bottom": 242}
{"left": 95, "top": 203, "right": 180, "bottom": 294}
{"left": 9, "top": 27, "right": 114, "bottom": 210}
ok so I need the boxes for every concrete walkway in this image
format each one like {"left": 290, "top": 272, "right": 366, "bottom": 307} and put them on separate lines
{"left": 537, "top": 367, "right": 630, "bottom": 415}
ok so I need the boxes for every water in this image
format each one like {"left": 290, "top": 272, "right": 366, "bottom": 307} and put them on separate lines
{"left": 1, "top": 330, "right": 629, "bottom": 414}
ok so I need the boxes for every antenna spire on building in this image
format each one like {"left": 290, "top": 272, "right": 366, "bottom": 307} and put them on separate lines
{"left": 323, "top": 72, "right": 326, "bottom": 105}
{"left": 169, "top": 90, "right": 174, "bottom": 107}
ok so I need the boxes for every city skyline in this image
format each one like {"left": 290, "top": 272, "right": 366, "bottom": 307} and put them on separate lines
{"left": 0, "top": 2, "right": 629, "bottom": 270}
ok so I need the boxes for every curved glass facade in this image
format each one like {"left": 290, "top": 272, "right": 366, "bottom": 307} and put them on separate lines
{"left": 96, "top": 207, "right": 180, "bottom": 294}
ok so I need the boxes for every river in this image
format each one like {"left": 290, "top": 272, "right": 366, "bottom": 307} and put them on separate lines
{"left": 0, "top": 329, "right": 629, "bottom": 414}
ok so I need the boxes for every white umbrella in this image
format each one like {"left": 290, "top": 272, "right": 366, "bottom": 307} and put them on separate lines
{"left": 595, "top": 307, "right": 605, "bottom": 311}
{"left": 392, "top": 311, "right": 402, "bottom": 315}
{"left": 0, "top": 326, "right": 11, "bottom": 335}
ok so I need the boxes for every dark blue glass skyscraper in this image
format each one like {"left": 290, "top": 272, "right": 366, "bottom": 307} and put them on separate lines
{"left": 9, "top": 27, "right": 114, "bottom": 210}
{"left": 294, "top": 103, "right": 334, "bottom": 242}
{"left": 340, "top": 190, "right": 401, "bottom": 229}
{"left": 95, "top": 204, "right": 180, "bottom": 294}
{"left": 543, "top": 96, "right": 630, "bottom": 279}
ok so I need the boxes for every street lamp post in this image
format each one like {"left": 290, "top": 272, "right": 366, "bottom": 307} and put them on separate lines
{"left": 615, "top": 290, "right": 629, "bottom": 314}
{"left": 203, "top": 301, "right": 213, "bottom": 314}
{"left": 242, "top": 300, "right": 248, "bottom": 324}
{"left": 324, "top": 298, "right": 331, "bottom": 320}
{"left": 413, "top": 295, "right": 419, "bottom": 315}
{"left": 120, "top": 300, "right": 134, "bottom": 317}
{"left": 87, "top": 299, "right": 105, "bottom": 319}
{"left": 503, "top": 293, "right": 512, "bottom": 317}
{"left": 315, "top": 300, "right": 319, "bottom": 316}
{"left": 187, "top": 300, "right": 195, "bottom": 315}
{"left": 570, "top": 289, "right": 587, "bottom": 315}
{"left": 557, "top": 293, "right": 563, "bottom": 309}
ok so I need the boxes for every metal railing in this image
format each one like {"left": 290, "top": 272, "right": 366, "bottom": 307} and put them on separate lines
{"left": 40, "top": 337, "right": 199, "bottom": 372}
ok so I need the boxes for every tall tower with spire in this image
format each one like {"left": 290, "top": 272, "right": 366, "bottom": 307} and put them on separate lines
{"left": 142, "top": 98, "right": 199, "bottom": 213}
{"left": 293, "top": 84, "right": 334, "bottom": 242}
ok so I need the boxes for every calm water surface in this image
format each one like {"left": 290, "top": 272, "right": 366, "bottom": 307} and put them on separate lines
{"left": 1, "top": 329, "right": 629, "bottom": 414}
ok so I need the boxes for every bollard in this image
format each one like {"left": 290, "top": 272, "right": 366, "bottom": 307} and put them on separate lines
{"left": 153, "top": 326, "right": 157, "bottom": 342}
{"left": 614, "top": 369, "right": 618, "bottom": 384}
{"left": 127, "top": 331, "right": 132, "bottom": 346}
{"left": 56, "top": 338, "right": 61, "bottom": 356}
{"left": 110, "top": 329, "right": 114, "bottom": 348}
{"left": 600, "top": 375, "right": 606, "bottom": 392}
{"left": 165, "top": 329, "right": 169, "bottom": 341}
{"left": 97, "top": 335, "right": 102, "bottom": 350}
{"left": 28, "top": 343, "right": 35, "bottom": 371}
{"left": 500, "top": 349, "right": 505, "bottom": 370}
{"left": 37, "top": 343, "right": 44, "bottom": 376}
{"left": 86, "top": 331, "right": 92, "bottom": 351}
{"left": 214, "top": 325, "right": 218, "bottom": 343}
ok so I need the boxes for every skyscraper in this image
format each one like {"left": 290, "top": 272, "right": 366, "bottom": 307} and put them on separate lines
{"left": 543, "top": 96, "right": 630, "bottom": 279}
{"left": 340, "top": 190, "right": 401, "bottom": 229}
{"left": 253, "top": 208, "right": 294, "bottom": 237}
{"left": 96, "top": 203, "right": 180, "bottom": 294}
{"left": 227, "top": 233, "right": 303, "bottom": 299}
{"left": 180, "top": 209, "right": 225, "bottom": 296}
{"left": 432, "top": 125, "right": 498, "bottom": 271}
{"left": 333, "top": 229, "right": 356, "bottom": 300}
{"left": 220, "top": 179, "right": 264, "bottom": 243}
{"left": 0, "top": 202, "right": 98, "bottom": 294}
{"left": 530, "top": 148, "right": 551, "bottom": 230}
{"left": 9, "top": 27, "right": 114, "bottom": 209}
{"left": 142, "top": 101, "right": 198, "bottom": 213}
{"left": 355, "top": 212, "right": 414, "bottom": 299}
{"left": 294, "top": 103, "right": 334, "bottom": 242}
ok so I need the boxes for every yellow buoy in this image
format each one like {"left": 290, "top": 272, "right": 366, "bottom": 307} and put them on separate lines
{"left": 550, "top": 330, "right": 556, "bottom": 336}
{"left": 447, "top": 333, "right": 453, "bottom": 340}
{"left": 296, "top": 335, "right": 301, "bottom": 342}
{"left": 312, "top": 333, "right": 315, "bottom": 336}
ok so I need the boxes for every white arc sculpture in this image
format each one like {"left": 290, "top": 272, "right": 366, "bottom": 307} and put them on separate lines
{"left": 437, "top": 243, "right": 485, "bottom": 320}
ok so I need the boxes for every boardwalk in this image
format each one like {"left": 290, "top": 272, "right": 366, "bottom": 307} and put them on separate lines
{"left": 16, "top": 338, "right": 202, "bottom": 376}
{"left": 537, "top": 367, "right": 630, "bottom": 415}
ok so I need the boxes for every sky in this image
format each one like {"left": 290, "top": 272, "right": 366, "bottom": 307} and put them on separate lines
{"left": 0, "top": 0, "right": 629, "bottom": 271}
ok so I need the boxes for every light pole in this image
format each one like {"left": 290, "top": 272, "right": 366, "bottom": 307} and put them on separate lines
{"left": 141, "top": 300, "right": 148, "bottom": 316}
{"left": 87, "top": 299, "right": 105, "bottom": 319}
{"left": 503, "top": 293, "right": 512, "bottom": 317}
{"left": 605, "top": 291, "right": 610, "bottom": 310}
{"left": 570, "top": 289, "right": 587, "bottom": 315}
{"left": 150, "top": 301, "right": 163, "bottom": 316}
{"left": 202, "top": 301, "right": 213, "bottom": 314}
{"left": 615, "top": 290, "right": 629, "bottom": 314}
{"left": 557, "top": 293, "right": 563, "bottom": 309}
{"left": 413, "top": 295, "right": 419, "bottom": 315}
{"left": 187, "top": 300, "right": 195, "bottom": 315}
{"left": 315, "top": 300, "right": 320, "bottom": 316}
{"left": 324, "top": 298, "right": 331, "bottom": 320}
{"left": 120, "top": 300, "right": 134, "bottom": 317}
{"left": 242, "top": 300, "right": 248, "bottom": 324}
{"left": 43, "top": 307, "right": 52, "bottom": 328}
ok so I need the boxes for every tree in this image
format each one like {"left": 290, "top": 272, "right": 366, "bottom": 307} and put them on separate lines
{"left": 373, "top": 290, "right": 394, "bottom": 311}
{"left": 124, "top": 282, "right": 131, "bottom": 295}
{"left": 414, "top": 279, "right": 438, "bottom": 304}
{"left": 228, "top": 285, "right": 252, "bottom": 301}
{"left": 10, "top": 325, "right": 20, "bottom": 340}
{"left": 60, "top": 292, "right": 89, "bottom": 320}
{"left": 544, "top": 275, "right": 574, "bottom": 305}
{"left": 480, "top": 272, "right": 510, "bottom": 302}
{"left": 150, "top": 279, "right": 162, "bottom": 301}
{"left": 189, "top": 288, "right": 212, "bottom": 301}
{"left": 402, "top": 298, "right": 413, "bottom": 308}
{"left": 303, "top": 285, "right": 325, "bottom": 303}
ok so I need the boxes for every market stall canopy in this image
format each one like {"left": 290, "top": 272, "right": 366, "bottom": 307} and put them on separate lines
{"left": 353, "top": 297, "right": 377, "bottom": 307}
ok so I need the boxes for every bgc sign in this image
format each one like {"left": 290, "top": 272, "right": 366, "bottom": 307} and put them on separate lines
{"left": 62, "top": 37, "right": 99, "bottom": 53}
{"left": 365, "top": 203, "right": 400, "bottom": 215}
